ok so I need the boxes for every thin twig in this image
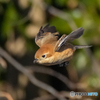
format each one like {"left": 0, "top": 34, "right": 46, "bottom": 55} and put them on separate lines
{"left": 0, "top": 47, "right": 66, "bottom": 100}
{"left": 33, "top": 91, "right": 93, "bottom": 100}
{"left": 28, "top": 66, "right": 78, "bottom": 90}
{"left": 0, "top": 92, "right": 13, "bottom": 100}
{"left": 29, "top": 66, "right": 88, "bottom": 90}
{"left": 33, "top": 94, "right": 55, "bottom": 100}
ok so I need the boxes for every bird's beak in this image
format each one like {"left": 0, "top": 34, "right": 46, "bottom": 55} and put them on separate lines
{"left": 33, "top": 59, "right": 38, "bottom": 63}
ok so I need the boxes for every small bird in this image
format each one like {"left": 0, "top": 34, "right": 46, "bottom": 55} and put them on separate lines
{"left": 34, "top": 24, "right": 91, "bottom": 66}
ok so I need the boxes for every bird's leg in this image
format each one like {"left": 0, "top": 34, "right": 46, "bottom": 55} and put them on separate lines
{"left": 59, "top": 63, "right": 64, "bottom": 67}
{"left": 59, "top": 61, "right": 69, "bottom": 67}
{"left": 65, "top": 61, "right": 69, "bottom": 66}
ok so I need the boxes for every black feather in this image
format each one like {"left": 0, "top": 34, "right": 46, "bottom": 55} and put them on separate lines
{"left": 38, "top": 24, "right": 57, "bottom": 36}
{"left": 36, "top": 24, "right": 58, "bottom": 42}
{"left": 43, "top": 24, "right": 50, "bottom": 30}
{"left": 42, "top": 24, "right": 57, "bottom": 33}
{"left": 66, "top": 27, "right": 84, "bottom": 41}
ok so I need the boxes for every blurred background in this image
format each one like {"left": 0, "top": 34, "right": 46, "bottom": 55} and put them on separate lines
{"left": 0, "top": 0, "right": 100, "bottom": 100}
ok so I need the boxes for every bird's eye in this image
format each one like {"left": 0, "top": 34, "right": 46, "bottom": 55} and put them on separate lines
{"left": 42, "top": 55, "right": 45, "bottom": 58}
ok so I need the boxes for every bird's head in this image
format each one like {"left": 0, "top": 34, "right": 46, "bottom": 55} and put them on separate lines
{"left": 34, "top": 44, "right": 54, "bottom": 65}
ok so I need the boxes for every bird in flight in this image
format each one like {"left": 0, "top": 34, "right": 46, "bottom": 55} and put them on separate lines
{"left": 34, "top": 24, "right": 91, "bottom": 66}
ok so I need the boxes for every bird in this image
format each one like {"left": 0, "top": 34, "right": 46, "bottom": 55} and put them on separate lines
{"left": 34, "top": 24, "right": 91, "bottom": 66}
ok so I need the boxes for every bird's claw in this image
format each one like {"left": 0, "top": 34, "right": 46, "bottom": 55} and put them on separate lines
{"left": 59, "top": 61, "right": 69, "bottom": 67}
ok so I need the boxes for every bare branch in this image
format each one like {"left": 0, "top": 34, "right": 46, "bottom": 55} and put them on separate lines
{"left": 33, "top": 91, "right": 93, "bottom": 100}
{"left": 33, "top": 94, "right": 55, "bottom": 100}
{"left": 28, "top": 66, "right": 78, "bottom": 90}
{"left": 0, "top": 92, "right": 13, "bottom": 100}
{"left": 0, "top": 47, "right": 66, "bottom": 100}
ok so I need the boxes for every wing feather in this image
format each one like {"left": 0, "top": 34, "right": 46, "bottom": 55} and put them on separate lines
{"left": 55, "top": 27, "right": 84, "bottom": 51}
{"left": 35, "top": 24, "right": 59, "bottom": 47}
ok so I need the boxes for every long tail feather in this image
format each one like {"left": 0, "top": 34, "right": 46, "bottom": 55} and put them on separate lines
{"left": 75, "top": 45, "right": 92, "bottom": 49}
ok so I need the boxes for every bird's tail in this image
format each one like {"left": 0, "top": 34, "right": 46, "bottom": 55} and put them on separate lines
{"left": 74, "top": 45, "right": 92, "bottom": 49}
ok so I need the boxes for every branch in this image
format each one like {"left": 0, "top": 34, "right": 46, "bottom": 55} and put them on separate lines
{"left": 0, "top": 47, "right": 66, "bottom": 100}
{"left": 33, "top": 91, "right": 93, "bottom": 100}
{"left": 33, "top": 92, "right": 74, "bottom": 100}
{"left": 28, "top": 66, "right": 78, "bottom": 90}
{"left": 33, "top": 94, "right": 55, "bottom": 100}
{"left": 0, "top": 92, "right": 13, "bottom": 100}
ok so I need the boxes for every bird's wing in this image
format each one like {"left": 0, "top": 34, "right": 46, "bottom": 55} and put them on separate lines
{"left": 35, "top": 24, "right": 59, "bottom": 47}
{"left": 55, "top": 27, "right": 84, "bottom": 51}
{"left": 54, "top": 34, "right": 67, "bottom": 51}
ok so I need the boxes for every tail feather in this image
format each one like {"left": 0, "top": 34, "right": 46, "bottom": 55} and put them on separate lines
{"left": 75, "top": 45, "right": 92, "bottom": 49}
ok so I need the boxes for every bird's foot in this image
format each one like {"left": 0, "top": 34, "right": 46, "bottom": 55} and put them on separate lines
{"left": 59, "top": 61, "right": 69, "bottom": 67}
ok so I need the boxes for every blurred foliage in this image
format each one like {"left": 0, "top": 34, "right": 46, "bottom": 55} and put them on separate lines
{"left": 0, "top": 0, "right": 100, "bottom": 100}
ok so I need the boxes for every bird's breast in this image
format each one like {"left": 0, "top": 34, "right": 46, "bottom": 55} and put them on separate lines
{"left": 39, "top": 47, "right": 75, "bottom": 66}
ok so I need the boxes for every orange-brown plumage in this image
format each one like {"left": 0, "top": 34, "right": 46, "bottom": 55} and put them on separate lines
{"left": 35, "top": 44, "right": 54, "bottom": 59}
{"left": 34, "top": 24, "right": 91, "bottom": 66}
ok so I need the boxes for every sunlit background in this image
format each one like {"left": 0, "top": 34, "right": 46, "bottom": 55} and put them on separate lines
{"left": 0, "top": 0, "right": 100, "bottom": 100}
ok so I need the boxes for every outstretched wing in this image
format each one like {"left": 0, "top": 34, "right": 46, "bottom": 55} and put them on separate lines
{"left": 35, "top": 24, "right": 59, "bottom": 47}
{"left": 55, "top": 27, "right": 84, "bottom": 51}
